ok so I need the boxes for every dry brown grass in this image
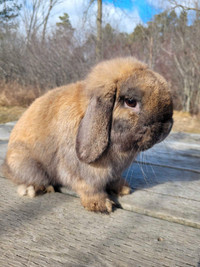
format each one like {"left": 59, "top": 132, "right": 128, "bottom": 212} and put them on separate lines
{"left": 0, "top": 80, "right": 44, "bottom": 107}
{"left": 172, "top": 111, "right": 200, "bottom": 134}
{"left": 0, "top": 106, "right": 26, "bottom": 124}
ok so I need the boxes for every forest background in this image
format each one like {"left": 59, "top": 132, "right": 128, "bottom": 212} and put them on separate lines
{"left": 0, "top": 0, "right": 199, "bottom": 131}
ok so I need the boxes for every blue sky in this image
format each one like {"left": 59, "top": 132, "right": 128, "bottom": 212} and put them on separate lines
{"left": 17, "top": 0, "right": 194, "bottom": 38}
{"left": 105, "top": 0, "right": 163, "bottom": 23}
{"left": 47, "top": 0, "right": 172, "bottom": 34}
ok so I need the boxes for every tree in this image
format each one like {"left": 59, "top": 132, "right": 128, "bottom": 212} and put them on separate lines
{"left": 0, "top": 0, "right": 20, "bottom": 23}
{"left": 96, "top": 0, "right": 102, "bottom": 61}
{"left": 56, "top": 13, "right": 73, "bottom": 29}
{"left": 173, "top": 12, "right": 200, "bottom": 113}
{"left": 156, "top": 8, "right": 200, "bottom": 113}
{"left": 84, "top": 0, "right": 102, "bottom": 62}
{"left": 21, "top": 0, "right": 63, "bottom": 44}
{"left": 0, "top": 0, "right": 21, "bottom": 32}
{"left": 101, "top": 24, "right": 130, "bottom": 59}
{"left": 128, "top": 8, "right": 200, "bottom": 113}
{"left": 169, "top": 0, "right": 200, "bottom": 12}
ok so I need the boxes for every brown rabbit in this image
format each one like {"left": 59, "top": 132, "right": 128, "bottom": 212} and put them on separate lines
{"left": 2, "top": 57, "right": 173, "bottom": 213}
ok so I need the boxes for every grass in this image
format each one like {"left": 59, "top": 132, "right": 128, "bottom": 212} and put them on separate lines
{"left": 0, "top": 106, "right": 26, "bottom": 124}
{"left": 0, "top": 80, "right": 42, "bottom": 107}
{"left": 0, "top": 106, "right": 199, "bottom": 134}
{"left": 172, "top": 111, "right": 200, "bottom": 134}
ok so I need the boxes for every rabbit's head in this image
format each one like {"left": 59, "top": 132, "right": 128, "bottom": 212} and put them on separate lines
{"left": 76, "top": 57, "right": 173, "bottom": 164}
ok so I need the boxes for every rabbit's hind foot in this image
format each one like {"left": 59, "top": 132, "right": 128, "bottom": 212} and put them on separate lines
{"left": 107, "top": 178, "right": 131, "bottom": 196}
{"left": 17, "top": 184, "right": 55, "bottom": 198}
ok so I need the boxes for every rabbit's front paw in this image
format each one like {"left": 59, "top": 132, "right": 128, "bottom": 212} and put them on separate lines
{"left": 81, "top": 194, "right": 113, "bottom": 213}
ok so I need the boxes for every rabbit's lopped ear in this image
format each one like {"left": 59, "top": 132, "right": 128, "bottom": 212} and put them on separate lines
{"left": 76, "top": 90, "right": 116, "bottom": 164}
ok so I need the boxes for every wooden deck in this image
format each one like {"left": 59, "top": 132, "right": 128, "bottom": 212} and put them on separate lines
{"left": 0, "top": 122, "right": 200, "bottom": 267}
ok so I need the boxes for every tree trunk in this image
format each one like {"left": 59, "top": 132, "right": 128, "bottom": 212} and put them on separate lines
{"left": 96, "top": 0, "right": 102, "bottom": 62}
{"left": 148, "top": 36, "right": 153, "bottom": 68}
{"left": 42, "top": 0, "right": 53, "bottom": 44}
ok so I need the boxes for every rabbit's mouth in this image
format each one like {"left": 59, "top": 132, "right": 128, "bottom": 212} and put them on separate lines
{"left": 111, "top": 116, "right": 173, "bottom": 153}
{"left": 156, "top": 119, "right": 173, "bottom": 144}
{"left": 138, "top": 118, "right": 173, "bottom": 151}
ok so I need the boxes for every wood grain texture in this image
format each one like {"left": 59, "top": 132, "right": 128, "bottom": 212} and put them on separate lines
{"left": 0, "top": 178, "right": 200, "bottom": 267}
{"left": 0, "top": 123, "right": 200, "bottom": 266}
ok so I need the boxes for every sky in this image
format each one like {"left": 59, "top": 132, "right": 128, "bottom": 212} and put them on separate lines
{"left": 21, "top": 0, "right": 194, "bottom": 36}
{"left": 105, "top": 0, "right": 163, "bottom": 23}
{"left": 14, "top": 0, "right": 197, "bottom": 35}
{"left": 49, "top": 0, "right": 168, "bottom": 34}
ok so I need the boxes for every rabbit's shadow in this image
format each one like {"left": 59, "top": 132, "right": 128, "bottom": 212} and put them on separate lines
{"left": 123, "top": 138, "right": 200, "bottom": 191}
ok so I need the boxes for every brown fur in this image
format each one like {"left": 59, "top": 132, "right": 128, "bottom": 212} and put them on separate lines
{"left": 2, "top": 57, "right": 173, "bottom": 213}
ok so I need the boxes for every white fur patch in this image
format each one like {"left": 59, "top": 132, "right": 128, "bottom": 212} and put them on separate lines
{"left": 17, "top": 184, "right": 27, "bottom": 197}
{"left": 27, "top": 185, "right": 36, "bottom": 198}
{"left": 17, "top": 184, "right": 36, "bottom": 198}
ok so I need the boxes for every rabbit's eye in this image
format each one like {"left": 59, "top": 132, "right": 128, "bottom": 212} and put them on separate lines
{"left": 124, "top": 98, "right": 140, "bottom": 112}
{"left": 124, "top": 98, "right": 137, "bottom": 108}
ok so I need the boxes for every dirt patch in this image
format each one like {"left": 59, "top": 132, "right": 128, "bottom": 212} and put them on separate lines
{"left": 0, "top": 106, "right": 199, "bottom": 134}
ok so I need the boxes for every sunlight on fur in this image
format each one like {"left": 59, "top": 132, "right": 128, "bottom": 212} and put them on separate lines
{"left": 3, "top": 57, "right": 173, "bottom": 213}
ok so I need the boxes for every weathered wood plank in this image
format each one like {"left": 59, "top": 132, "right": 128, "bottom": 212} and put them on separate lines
{"left": 167, "top": 132, "right": 200, "bottom": 144}
{"left": 136, "top": 133, "right": 200, "bottom": 172}
{"left": 1, "top": 132, "right": 200, "bottom": 230}
{"left": 119, "top": 188, "right": 200, "bottom": 229}
{"left": 0, "top": 141, "right": 7, "bottom": 160}
{"left": 124, "top": 163, "right": 200, "bottom": 191}
{"left": 1, "top": 123, "right": 200, "bottom": 232}
{"left": 121, "top": 161, "right": 200, "bottom": 226}
{"left": 0, "top": 122, "right": 15, "bottom": 141}
{"left": 137, "top": 145, "right": 200, "bottom": 172}
{"left": 0, "top": 178, "right": 200, "bottom": 267}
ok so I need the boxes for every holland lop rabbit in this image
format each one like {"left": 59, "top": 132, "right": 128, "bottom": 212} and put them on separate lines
{"left": 2, "top": 57, "right": 173, "bottom": 213}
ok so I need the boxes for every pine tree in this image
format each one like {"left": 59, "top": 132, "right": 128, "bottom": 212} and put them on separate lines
{"left": 56, "top": 13, "right": 73, "bottom": 31}
{"left": 0, "top": 0, "right": 21, "bottom": 27}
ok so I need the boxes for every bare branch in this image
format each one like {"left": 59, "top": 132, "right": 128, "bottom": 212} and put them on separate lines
{"left": 169, "top": 0, "right": 200, "bottom": 12}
